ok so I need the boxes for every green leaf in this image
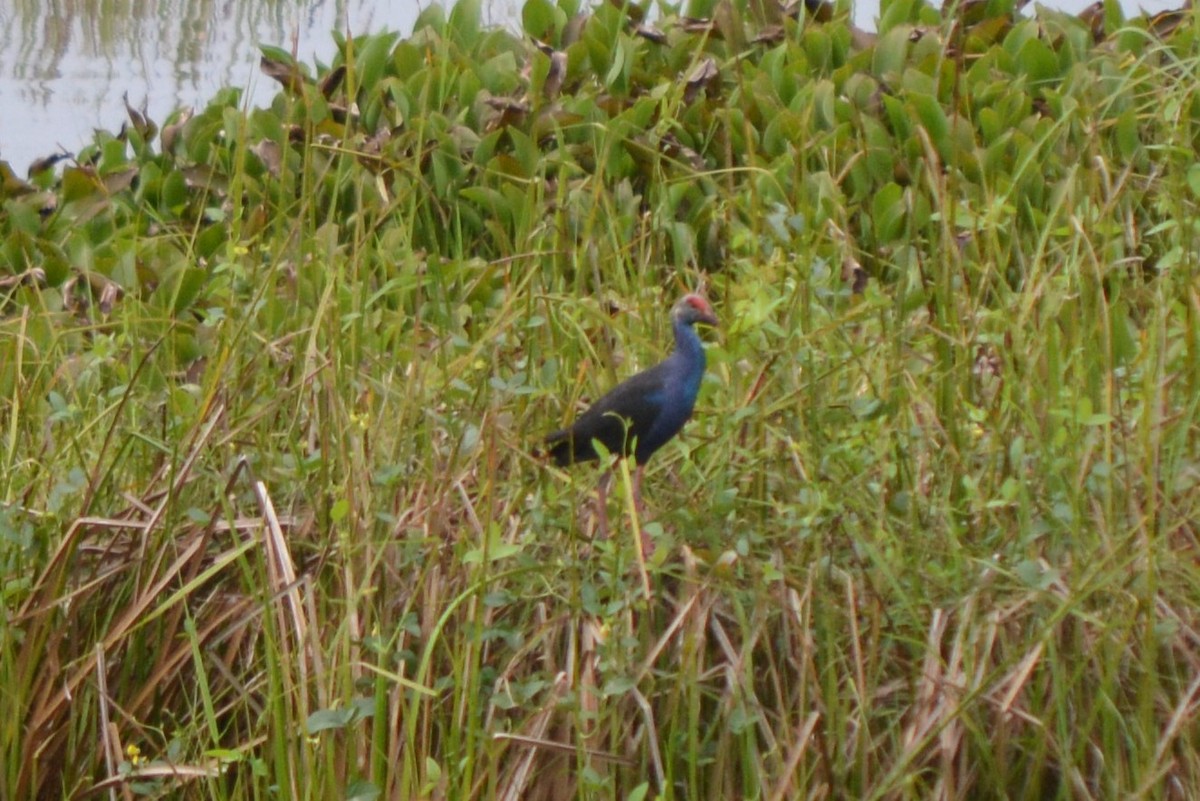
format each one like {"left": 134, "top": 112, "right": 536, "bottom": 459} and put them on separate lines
{"left": 306, "top": 707, "right": 359, "bottom": 734}
{"left": 1114, "top": 109, "right": 1140, "bottom": 160}
{"left": 357, "top": 31, "right": 400, "bottom": 95}
{"left": 167, "top": 267, "right": 208, "bottom": 314}
{"left": 872, "top": 26, "right": 911, "bottom": 79}
{"left": 1015, "top": 36, "right": 1058, "bottom": 83}
{"left": 522, "top": 0, "right": 559, "bottom": 39}
{"left": 258, "top": 44, "right": 297, "bottom": 66}
{"left": 872, "top": 182, "right": 906, "bottom": 242}
{"left": 879, "top": 0, "right": 917, "bottom": 32}
{"left": 1014, "top": 559, "right": 1059, "bottom": 590}
{"left": 448, "top": 0, "right": 482, "bottom": 44}
{"left": 414, "top": 4, "right": 446, "bottom": 33}
{"left": 909, "top": 92, "right": 949, "bottom": 157}
{"left": 1187, "top": 163, "right": 1200, "bottom": 198}
{"left": 813, "top": 80, "right": 836, "bottom": 129}
{"left": 61, "top": 167, "right": 104, "bottom": 203}
{"left": 346, "top": 779, "right": 381, "bottom": 801}
{"left": 422, "top": 758, "right": 442, "bottom": 794}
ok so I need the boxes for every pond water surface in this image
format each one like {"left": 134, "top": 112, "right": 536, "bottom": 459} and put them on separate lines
{"left": 0, "top": 0, "right": 1182, "bottom": 173}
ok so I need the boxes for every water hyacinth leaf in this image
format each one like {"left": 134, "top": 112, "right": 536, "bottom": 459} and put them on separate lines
{"left": 162, "top": 266, "right": 208, "bottom": 314}
{"left": 978, "top": 104, "right": 1003, "bottom": 142}
{"left": 357, "top": 31, "right": 400, "bottom": 95}
{"left": 880, "top": 92, "right": 911, "bottom": 143}
{"left": 392, "top": 40, "right": 424, "bottom": 78}
{"left": 583, "top": 5, "right": 620, "bottom": 78}
{"left": 346, "top": 779, "right": 381, "bottom": 801}
{"left": 873, "top": 25, "right": 911, "bottom": 79}
{"left": 195, "top": 223, "right": 226, "bottom": 260}
{"left": 413, "top": 3, "right": 447, "bottom": 33}
{"left": 1016, "top": 36, "right": 1059, "bottom": 83}
{"left": 522, "top": 0, "right": 559, "bottom": 39}
{"left": 813, "top": 80, "right": 837, "bottom": 129}
{"left": 159, "top": 169, "right": 191, "bottom": 215}
{"left": 61, "top": 167, "right": 105, "bottom": 204}
{"left": 507, "top": 127, "right": 540, "bottom": 176}
{"left": 803, "top": 27, "right": 833, "bottom": 71}
{"left": 843, "top": 73, "right": 879, "bottom": 112}
{"left": 448, "top": 0, "right": 482, "bottom": 44}
{"left": 461, "top": 534, "right": 522, "bottom": 565}
{"left": 460, "top": 186, "right": 513, "bottom": 229}
{"left": 762, "top": 110, "right": 803, "bottom": 157}
{"left": 909, "top": 91, "right": 949, "bottom": 157}
{"left": 879, "top": 0, "right": 918, "bottom": 33}
{"left": 1114, "top": 108, "right": 1140, "bottom": 160}
{"left": 1187, "top": 163, "right": 1200, "bottom": 198}
{"left": 872, "top": 182, "right": 906, "bottom": 242}
{"left": 479, "top": 51, "right": 521, "bottom": 95}
{"left": 307, "top": 709, "right": 357, "bottom": 733}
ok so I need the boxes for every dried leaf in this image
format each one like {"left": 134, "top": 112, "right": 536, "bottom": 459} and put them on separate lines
{"left": 101, "top": 167, "right": 138, "bottom": 195}
{"left": 634, "top": 23, "right": 668, "bottom": 43}
{"left": 27, "top": 151, "right": 70, "bottom": 180}
{"left": 683, "top": 57, "right": 720, "bottom": 104}
{"left": 752, "top": 25, "right": 786, "bottom": 45}
{"left": 159, "top": 107, "right": 193, "bottom": 155}
{"left": 484, "top": 96, "right": 531, "bottom": 130}
{"left": 842, "top": 255, "right": 868, "bottom": 294}
{"left": 319, "top": 64, "right": 346, "bottom": 99}
{"left": 0, "top": 161, "right": 36, "bottom": 198}
{"left": 680, "top": 17, "right": 719, "bottom": 36}
{"left": 0, "top": 268, "right": 46, "bottom": 291}
{"left": 251, "top": 140, "right": 284, "bottom": 177}
{"left": 260, "top": 54, "right": 307, "bottom": 94}
{"left": 544, "top": 50, "right": 568, "bottom": 99}
{"left": 123, "top": 92, "right": 158, "bottom": 141}
{"left": 1149, "top": 1, "right": 1192, "bottom": 38}
{"left": 659, "top": 133, "right": 705, "bottom": 171}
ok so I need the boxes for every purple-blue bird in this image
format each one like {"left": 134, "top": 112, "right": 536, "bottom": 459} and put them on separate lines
{"left": 543, "top": 294, "right": 718, "bottom": 552}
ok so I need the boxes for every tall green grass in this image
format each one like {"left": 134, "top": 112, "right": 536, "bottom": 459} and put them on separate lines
{"left": 4, "top": 0, "right": 1200, "bottom": 798}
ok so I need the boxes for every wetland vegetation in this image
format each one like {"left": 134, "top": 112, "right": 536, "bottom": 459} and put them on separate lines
{"left": 3, "top": 0, "right": 1200, "bottom": 797}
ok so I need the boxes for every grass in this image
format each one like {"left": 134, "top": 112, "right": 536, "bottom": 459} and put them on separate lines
{"left": 4, "top": 0, "right": 1200, "bottom": 797}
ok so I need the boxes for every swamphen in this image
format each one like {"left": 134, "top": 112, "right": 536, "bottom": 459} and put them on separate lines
{"left": 544, "top": 293, "right": 718, "bottom": 551}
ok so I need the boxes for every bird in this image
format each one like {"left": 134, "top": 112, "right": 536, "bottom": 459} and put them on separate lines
{"left": 543, "top": 293, "right": 718, "bottom": 552}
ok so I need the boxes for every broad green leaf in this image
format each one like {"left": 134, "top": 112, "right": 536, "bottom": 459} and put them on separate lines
{"left": 872, "top": 26, "right": 911, "bottom": 79}
{"left": 879, "top": 0, "right": 917, "bottom": 32}
{"left": 909, "top": 92, "right": 949, "bottom": 156}
{"left": 1015, "top": 35, "right": 1058, "bottom": 83}
{"left": 522, "top": 0, "right": 559, "bottom": 39}
{"left": 1114, "top": 109, "right": 1140, "bottom": 160}
{"left": 357, "top": 31, "right": 400, "bottom": 94}
{"left": 873, "top": 182, "right": 906, "bottom": 242}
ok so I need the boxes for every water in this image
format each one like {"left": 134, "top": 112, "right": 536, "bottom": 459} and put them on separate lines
{"left": 0, "top": 0, "right": 477, "bottom": 171}
{"left": 0, "top": 0, "right": 1182, "bottom": 173}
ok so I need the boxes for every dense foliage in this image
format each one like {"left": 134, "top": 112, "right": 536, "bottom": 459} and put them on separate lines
{"left": 3, "top": 0, "right": 1200, "bottom": 797}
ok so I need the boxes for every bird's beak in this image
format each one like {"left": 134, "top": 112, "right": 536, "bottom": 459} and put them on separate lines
{"left": 699, "top": 310, "right": 718, "bottom": 327}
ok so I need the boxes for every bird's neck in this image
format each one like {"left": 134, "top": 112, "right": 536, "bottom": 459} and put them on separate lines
{"left": 672, "top": 319, "right": 706, "bottom": 369}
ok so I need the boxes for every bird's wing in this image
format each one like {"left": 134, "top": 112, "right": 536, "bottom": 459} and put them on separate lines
{"left": 548, "top": 361, "right": 671, "bottom": 463}
{"left": 579, "top": 361, "right": 670, "bottom": 434}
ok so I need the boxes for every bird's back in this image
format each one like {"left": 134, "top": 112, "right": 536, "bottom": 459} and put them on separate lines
{"left": 546, "top": 354, "right": 697, "bottom": 466}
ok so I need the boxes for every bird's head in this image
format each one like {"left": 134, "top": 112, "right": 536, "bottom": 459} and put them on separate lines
{"left": 672, "top": 293, "right": 718, "bottom": 327}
